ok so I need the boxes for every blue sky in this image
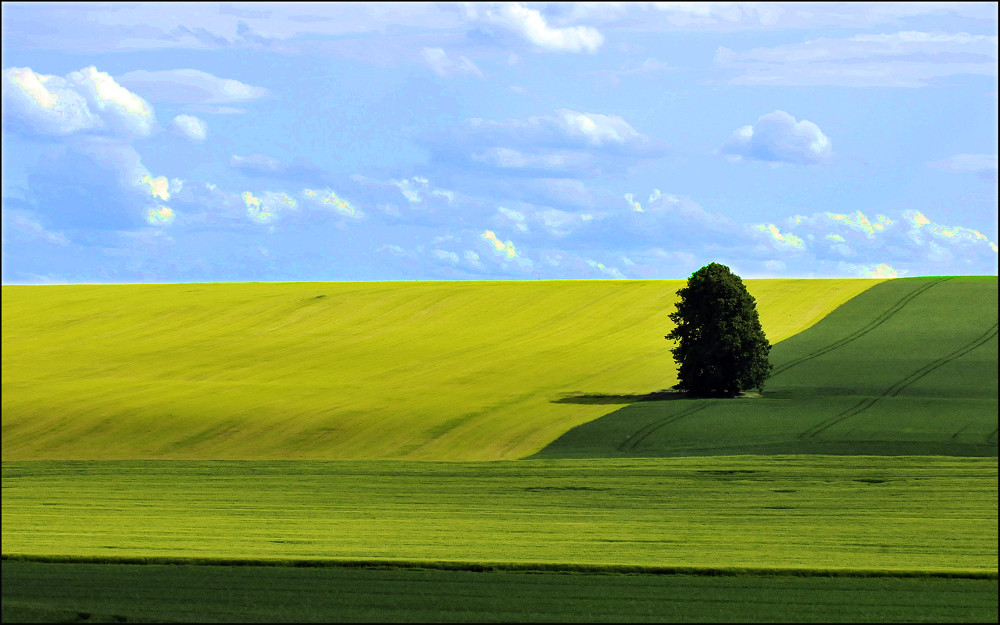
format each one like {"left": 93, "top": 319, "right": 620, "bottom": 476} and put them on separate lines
{"left": 2, "top": 2, "right": 997, "bottom": 283}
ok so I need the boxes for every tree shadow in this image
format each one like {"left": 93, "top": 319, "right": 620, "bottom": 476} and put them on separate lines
{"left": 551, "top": 390, "right": 688, "bottom": 405}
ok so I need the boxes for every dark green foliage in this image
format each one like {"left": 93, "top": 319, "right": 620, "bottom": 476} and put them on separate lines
{"left": 666, "top": 263, "right": 772, "bottom": 397}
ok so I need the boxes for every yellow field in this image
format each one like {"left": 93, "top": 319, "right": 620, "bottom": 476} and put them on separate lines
{"left": 2, "top": 279, "right": 881, "bottom": 461}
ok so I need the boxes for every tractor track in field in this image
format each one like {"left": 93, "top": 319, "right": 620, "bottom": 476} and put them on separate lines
{"left": 800, "top": 321, "right": 998, "bottom": 442}
{"left": 617, "top": 279, "right": 960, "bottom": 453}
{"left": 617, "top": 401, "right": 718, "bottom": 452}
{"left": 770, "top": 277, "right": 952, "bottom": 379}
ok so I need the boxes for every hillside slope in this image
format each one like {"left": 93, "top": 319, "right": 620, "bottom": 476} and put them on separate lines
{"left": 534, "top": 277, "right": 998, "bottom": 459}
{"left": 2, "top": 279, "right": 878, "bottom": 461}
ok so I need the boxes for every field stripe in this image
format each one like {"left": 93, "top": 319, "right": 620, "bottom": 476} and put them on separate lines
{"left": 617, "top": 401, "right": 718, "bottom": 452}
{"left": 771, "top": 277, "right": 951, "bottom": 379}
{"left": 3, "top": 553, "right": 996, "bottom": 579}
{"left": 800, "top": 321, "right": 998, "bottom": 441}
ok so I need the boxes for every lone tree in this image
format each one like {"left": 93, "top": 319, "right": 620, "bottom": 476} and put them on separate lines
{"left": 665, "top": 263, "right": 772, "bottom": 397}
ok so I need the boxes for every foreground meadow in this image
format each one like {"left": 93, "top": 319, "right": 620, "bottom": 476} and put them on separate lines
{"left": 3, "top": 457, "right": 995, "bottom": 573}
{"left": 4, "top": 561, "right": 996, "bottom": 623}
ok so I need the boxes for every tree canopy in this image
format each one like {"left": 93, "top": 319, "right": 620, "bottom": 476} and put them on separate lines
{"left": 666, "top": 263, "right": 772, "bottom": 397}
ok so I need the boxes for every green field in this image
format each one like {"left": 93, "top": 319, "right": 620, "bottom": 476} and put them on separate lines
{"left": 1, "top": 279, "right": 878, "bottom": 461}
{"left": 2, "top": 457, "right": 996, "bottom": 572}
{"left": 2, "top": 277, "right": 997, "bottom": 622}
{"left": 4, "top": 561, "right": 996, "bottom": 623}
{"left": 535, "top": 276, "right": 998, "bottom": 459}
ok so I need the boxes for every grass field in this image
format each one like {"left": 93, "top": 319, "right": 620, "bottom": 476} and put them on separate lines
{"left": 2, "top": 279, "right": 878, "bottom": 461}
{"left": 2, "top": 276, "right": 997, "bottom": 622}
{"left": 535, "top": 276, "right": 998, "bottom": 459}
{"left": 4, "top": 561, "right": 996, "bottom": 623}
{"left": 3, "top": 457, "right": 995, "bottom": 573}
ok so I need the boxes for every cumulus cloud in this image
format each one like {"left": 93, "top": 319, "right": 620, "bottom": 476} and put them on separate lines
{"left": 585, "top": 258, "right": 627, "bottom": 279}
{"left": 426, "top": 108, "right": 662, "bottom": 179}
{"left": 481, "top": 229, "right": 520, "bottom": 259}
{"left": 721, "top": 110, "right": 832, "bottom": 164}
{"left": 839, "top": 262, "right": 904, "bottom": 278}
{"left": 145, "top": 205, "right": 176, "bottom": 226}
{"left": 903, "top": 210, "right": 998, "bottom": 251}
{"left": 461, "top": 108, "right": 656, "bottom": 152}
{"left": 750, "top": 223, "right": 806, "bottom": 251}
{"left": 116, "top": 69, "right": 270, "bottom": 105}
{"left": 171, "top": 114, "right": 207, "bottom": 142}
{"left": 480, "top": 2, "right": 603, "bottom": 53}
{"left": 347, "top": 173, "right": 459, "bottom": 226}
{"left": 431, "top": 248, "right": 460, "bottom": 264}
{"left": 3, "top": 65, "right": 155, "bottom": 138}
{"left": 301, "top": 188, "right": 364, "bottom": 220}
{"left": 421, "top": 47, "right": 482, "bottom": 77}
{"left": 743, "top": 208, "right": 997, "bottom": 277}
{"left": 715, "top": 31, "right": 998, "bottom": 87}
{"left": 242, "top": 190, "right": 297, "bottom": 224}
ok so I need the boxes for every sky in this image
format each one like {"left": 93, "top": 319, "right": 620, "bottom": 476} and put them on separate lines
{"left": 1, "top": 2, "right": 997, "bottom": 284}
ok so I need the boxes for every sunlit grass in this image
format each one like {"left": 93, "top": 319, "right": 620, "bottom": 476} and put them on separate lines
{"left": 3, "top": 457, "right": 996, "bottom": 574}
{"left": 1, "top": 279, "right": 878, "bottom": 461}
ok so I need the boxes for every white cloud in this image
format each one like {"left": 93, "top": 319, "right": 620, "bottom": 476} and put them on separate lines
{"left": 497, "top": 206, "right": 529, "bottom": 232}
{"left": 624, "top": 193, "right": 642, "bottom": 212}
{"left": 585, "top": 258, "right": 627, "bottom": 279}
{"left": 431, "top": 249, "right": 460, "bottom": 264}
{"left": 464, "top": 250, "right": 483, "bottom": 268}
{"left": 171, "top": 114, "right": 207, "bottom": 142}
{"left": 116, "top": 69, "right": 270, "bottom": 104}
{"left": 903, "top": 210, "right": 997, "bottom": 250}
{"left": 715, "top": 31, "right": 998, "bottom": 87}
{"left": 750, "top": 223, "right": 806, "bottom": 251}
{"left": 3, "top": 65, "right": 155, "bottom": 138}
{"left": 145, "top": 205, "right": 176, "bottom": 226}
{"left": 301, "top": 188, "right": 364, "bottom": 220}
{"left": 421, "top": 47, "right": 482, "bottom": 77}
{"left": 463, "top": 109, "right": 655, "bottom": 152}
{"left": 242, "top": 190, "right": 297, "bottom": 224}
{"left": 551, "top": 108, "right": 647, "bottom": 147}
{"left": 70, "top": 141, "right": 182, "bottom": 208}
{"left": 482, "top": 2, "right": 603, "bottom": 53}
{"left": 481, "top": 229, "right": 520, "bottom": 259}
{"left": 838, "top": 262, "right": 904, "bottom": 278}
{"left": 433, "top": 108, "right": 661, "bottom": 179}
{"left": 3, "top": 67, "right": 98, "bottom": 135}
{"left": 721, "top": 110, "right": 832, "bottom": 164}
{"left": 391, "top": 176, "right": 430, "bottom": 202}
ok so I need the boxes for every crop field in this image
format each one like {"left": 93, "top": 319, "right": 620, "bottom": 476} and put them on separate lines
{"left": 2, "top": 277, "right": 998, "bottom": 622}
{"left": 2, "top": 279, "right": 877, "bottom": 461}
{"left": 536, "top": 276, "right": 998, "bottom": 459}
{"left": 2, "top": 457, "right": 996, "bottom": 572}
{"left": 4, "top": 561, "right": 996, "bottom": 623}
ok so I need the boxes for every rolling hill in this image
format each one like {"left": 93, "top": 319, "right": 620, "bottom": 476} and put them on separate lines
{"left": 533, "top": 276, "right": 998, "bottom": 459}
{"left": 2, "top": 279, "right": 877, "bottom": 461}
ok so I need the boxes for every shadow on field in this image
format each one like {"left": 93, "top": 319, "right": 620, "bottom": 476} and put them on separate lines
{"left": 552, "top": 390, "right": 685, "bottom": 405}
